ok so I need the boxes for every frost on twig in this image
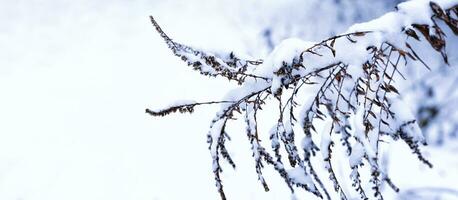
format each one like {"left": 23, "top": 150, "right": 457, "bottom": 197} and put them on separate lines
{"left": 147, "top": 1, "right": 458, "bottom": 199}
{"left": 149, "top": 16, "right": 265, "bottom": 84}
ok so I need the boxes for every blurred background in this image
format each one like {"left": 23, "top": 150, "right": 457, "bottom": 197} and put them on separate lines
{"left": 0, "top": 0, "right": 457, "bottom": 199}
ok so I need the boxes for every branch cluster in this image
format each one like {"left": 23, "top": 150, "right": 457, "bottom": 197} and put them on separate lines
{"left": 148, "top": 1, "right": 458, "bottom": 199}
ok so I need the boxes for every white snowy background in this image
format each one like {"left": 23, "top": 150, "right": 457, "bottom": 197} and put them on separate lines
{"left": 0, "top": 0, "right": 457, "bottom": 199}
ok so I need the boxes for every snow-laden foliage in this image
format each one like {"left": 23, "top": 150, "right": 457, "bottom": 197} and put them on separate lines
{"left": 237, "top": 0, "right": 458, "bottom": 146}
{"left": 147, "top": 1, "right": 458, "bottom": 199}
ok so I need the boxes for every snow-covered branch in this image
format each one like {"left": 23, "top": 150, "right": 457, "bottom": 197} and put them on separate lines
{"left": 148, "top": 1, "right": 458, "bottom": 199}
{"left": 150, "top": 16, "right": 266, "bottom": 84}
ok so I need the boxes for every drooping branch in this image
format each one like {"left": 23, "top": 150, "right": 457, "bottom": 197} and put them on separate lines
{"left": 148, "top": 1, "right": 458, "bottom": 199}
{"left": 150, "top": 16, "right": 266, "bottom": 84}
{"left": 145, "top": 100, "right": 236, "bottom": 116}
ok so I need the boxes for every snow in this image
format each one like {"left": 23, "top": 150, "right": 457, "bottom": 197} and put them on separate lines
{"left": 320, "top": 120, "right": 333, "bottom": 162}
{"left": 147, "top": 100, "right": 197, "bottom": 113}
{"left": 253, "top": 38, "right": 314, "bottom": 94}
{"left": 209, "top": 119, "right": 226, "bottom": 159}
{"left": 351, "top": 108, "right": 377, "bottom": 161}
{"left": 301, "top": 135, "right": 313, "bottom": 151}
{"left": 270, "top": 125, "right": 281, "bottom": 150}
{"left": 389, "top": 96, "right": 426, "bottom": 143}
{"left": 349, "top": 142, "right": 365, "bottom": 168}
{"left": 347, "top": 0, "right": 458, "bottom": 33}
{"left": 255, "top": 38, "right": 313, "bottom": 77}
{"left": 287, "top": 167, "right": 315, "bottom": 189}
{"left": 397, "top": 0, "right": 433, "bottom": 25}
